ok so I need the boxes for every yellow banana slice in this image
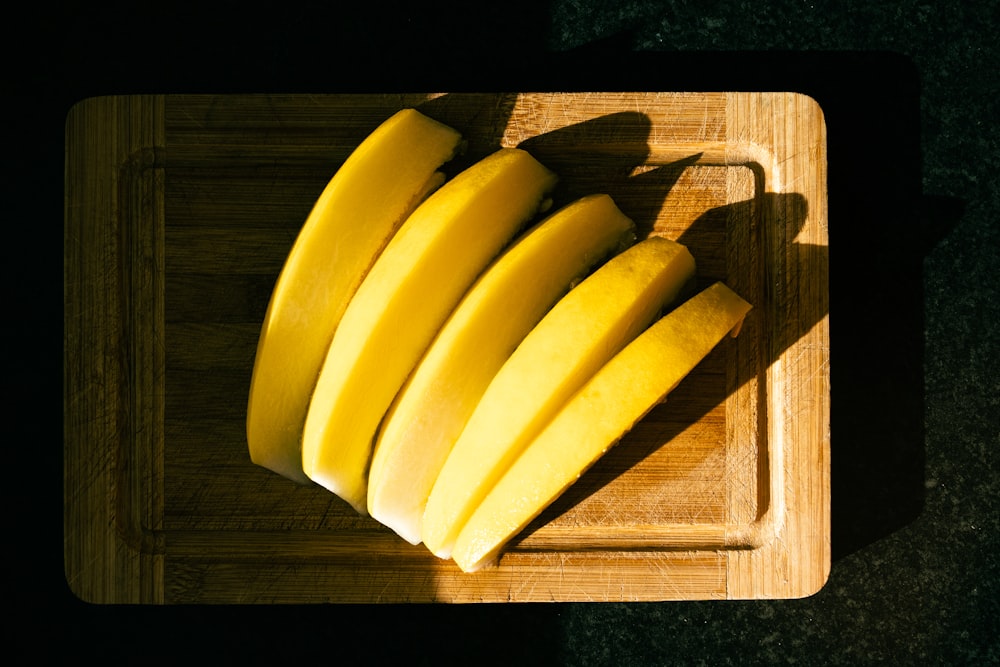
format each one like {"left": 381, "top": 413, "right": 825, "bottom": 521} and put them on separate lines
{"left": 247, "top": 109, "right": 462, "bottom": 484}
{"left": 422, "top": 236, "right": 696, "bottom": 559}
{"left": 302, "top": 148, "right": 558, "bottom": 514}
{"left": 368, "top": 194, "right": 636, "bottom": 544}
{"left": 452, "top": 282, "right": 752, "bottom": 572}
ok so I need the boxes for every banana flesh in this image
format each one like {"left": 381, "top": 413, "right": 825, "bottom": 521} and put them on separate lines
{"left": 368, "top": 194, "right": 636, "bottom": 544}
{"left": 452, "top": 282, "right": 752, "bottom": 572}
{"left": 246, "top": 109, "right": 462, "bottom": 484}
{"left": 302, "top": 148, "right": 558, "bottom": 514}
{"left": 421, "top": 236, "right": 696, "bottom": 558}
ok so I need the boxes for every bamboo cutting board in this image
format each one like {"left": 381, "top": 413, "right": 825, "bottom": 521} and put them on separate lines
{"left": 64, "top": 93, "right": 829, "bottom": 603}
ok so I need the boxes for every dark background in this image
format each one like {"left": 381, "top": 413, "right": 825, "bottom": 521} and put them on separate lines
{"left": 10, "top": 0, "right": 997, "bottom": 663}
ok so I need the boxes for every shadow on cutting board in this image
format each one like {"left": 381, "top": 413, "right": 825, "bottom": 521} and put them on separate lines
{"left": 500, "top": 100, "right": 925, "bottom": 565}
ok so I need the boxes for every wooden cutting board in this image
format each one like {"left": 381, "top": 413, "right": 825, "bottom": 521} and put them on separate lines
{"left": 64, "top": 92, "right": 829, "bottom": 603}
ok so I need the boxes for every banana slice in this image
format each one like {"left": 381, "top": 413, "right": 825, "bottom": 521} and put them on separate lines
{"left": 422, "top": 236, "right": 696, "bottom": 559}
{"left": 452, "top": 282, "right": 752, "bottom": 572}
{"left": 247, "top": 109, "right": 462, "bottom": 484}
{"left": 368, "top": 194, "right": 637, "bottom": 545}
{"left": 302, "top": 148, "right": 558, "bottom": 514}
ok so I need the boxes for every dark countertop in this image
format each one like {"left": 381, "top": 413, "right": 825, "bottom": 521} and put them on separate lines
{"left": 14, "top": 0, "right": 997, "bottom": 663}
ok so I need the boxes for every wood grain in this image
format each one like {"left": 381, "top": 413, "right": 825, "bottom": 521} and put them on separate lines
{"left": 64, "top": 92, "right": 829, "bottom": 603}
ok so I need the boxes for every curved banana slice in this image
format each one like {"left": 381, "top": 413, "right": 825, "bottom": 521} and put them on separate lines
{"left": 422, "top": 236, "right": 696, "bottom": 559}
{"left": 368, "top": 194, "right": 637, "bottom": 545}
{"left": 302, "top": 148, "right": 558, "bottom": 514}
{"left": 452, "top": 282, "right": 752, "bottom": 572}
{"left": 247, "top": 109, "right": 462, "bottom": 484}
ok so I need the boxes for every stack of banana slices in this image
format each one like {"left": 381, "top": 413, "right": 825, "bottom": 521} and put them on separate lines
{"left": 246, "top": 109, "right": 751, "bottom": 573}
